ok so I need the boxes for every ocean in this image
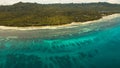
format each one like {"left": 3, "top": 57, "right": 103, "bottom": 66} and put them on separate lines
{"left": 0, "top": 14, "right": 120, "bottom": 68}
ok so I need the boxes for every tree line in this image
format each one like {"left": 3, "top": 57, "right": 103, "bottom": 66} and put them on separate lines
{"left": 0, "top": 2, "right": 120, "bottom": 26}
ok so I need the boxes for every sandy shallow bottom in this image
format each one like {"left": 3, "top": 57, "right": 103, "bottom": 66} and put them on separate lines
{"left": 0, "top": 14, "right": 120, "bottom": 68}
{"left": 0, "top": 14, "right": 120, "bottom": 39}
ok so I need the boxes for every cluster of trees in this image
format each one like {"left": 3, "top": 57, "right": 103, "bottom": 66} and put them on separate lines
{"left": 0, "top": 2, "right": 120, "bottom": 26}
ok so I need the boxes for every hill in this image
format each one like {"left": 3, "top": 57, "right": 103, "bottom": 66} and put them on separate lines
{"left": 0, "top": 2, "right": 120, "bottom": 26}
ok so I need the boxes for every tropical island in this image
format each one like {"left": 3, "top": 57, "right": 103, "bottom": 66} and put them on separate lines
{"left": 0, "top": 2, "right": 120, "bottom": 27}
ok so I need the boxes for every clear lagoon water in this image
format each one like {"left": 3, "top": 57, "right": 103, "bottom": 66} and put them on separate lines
{"left": 0, "top": 15, "right": 120, "bottom": 68}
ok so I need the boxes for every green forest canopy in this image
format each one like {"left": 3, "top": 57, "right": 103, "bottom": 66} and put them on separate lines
{"left": 0, "top": 2, "right": 120, "bottom": 26}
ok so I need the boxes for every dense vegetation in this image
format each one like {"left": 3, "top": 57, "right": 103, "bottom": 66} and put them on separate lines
{"left": 0, "top": 2, "right": 120, "bottom": 26}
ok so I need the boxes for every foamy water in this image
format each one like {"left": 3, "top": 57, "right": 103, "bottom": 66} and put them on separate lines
{"left": 0, "top": 14, "right": 120, "bottom": 68}
{"left": 0, "top": 14, "right": 120, "bottom": 30}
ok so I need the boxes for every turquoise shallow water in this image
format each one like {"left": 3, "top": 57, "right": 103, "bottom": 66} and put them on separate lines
{"left": 0, "top": 15, "right": 120, "bottom": 68}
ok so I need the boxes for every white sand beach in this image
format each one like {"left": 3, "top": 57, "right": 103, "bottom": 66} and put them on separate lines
{"left": 0, "top": 14, "right": 120, "bottom": 31}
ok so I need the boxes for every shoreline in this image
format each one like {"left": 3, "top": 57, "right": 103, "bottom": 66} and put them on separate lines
{"left": 0, "top": 13, "right": 120, "bottom": 31}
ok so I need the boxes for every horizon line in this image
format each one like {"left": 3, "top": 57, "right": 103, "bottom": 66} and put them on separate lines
{"left": 0, "top": 1, "right": 119, "bottom": 6}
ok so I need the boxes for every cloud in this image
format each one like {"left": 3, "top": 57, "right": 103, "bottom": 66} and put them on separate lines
{"left": 0, "top": 0, "right": 21, "bottom": 5}
{"left": 107, "top": 0, "right": 120, "bottom": 4}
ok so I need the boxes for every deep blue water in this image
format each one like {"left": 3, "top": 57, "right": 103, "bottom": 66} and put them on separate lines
{"left": 0, "top": 15, "right": 120, "bottom": 68}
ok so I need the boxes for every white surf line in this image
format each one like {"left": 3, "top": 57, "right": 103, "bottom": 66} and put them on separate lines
{"left": 0, "top": 14, "right": 120, "bottom": 31}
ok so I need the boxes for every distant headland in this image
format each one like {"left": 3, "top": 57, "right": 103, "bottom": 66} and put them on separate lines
{"left": 0, "top": 2, "right": 120, "bottom": 27}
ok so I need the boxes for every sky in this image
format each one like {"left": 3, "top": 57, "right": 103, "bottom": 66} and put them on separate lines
{"left": 0, "top": 0, "right": 120, "bottom": 5}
